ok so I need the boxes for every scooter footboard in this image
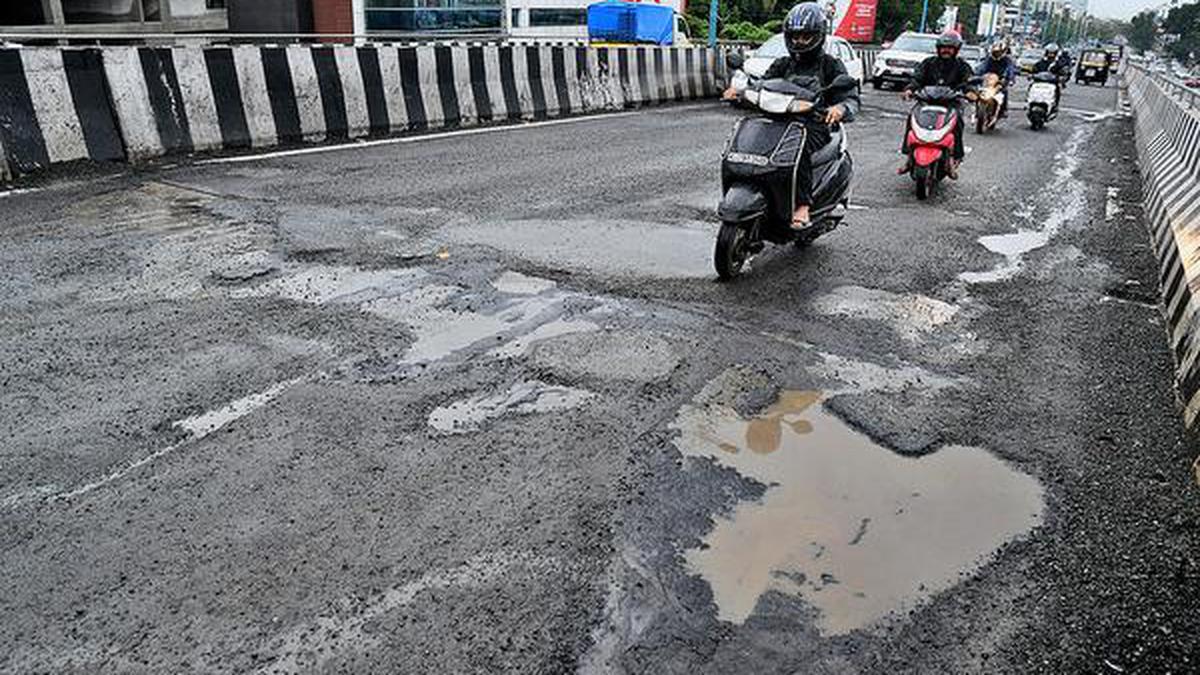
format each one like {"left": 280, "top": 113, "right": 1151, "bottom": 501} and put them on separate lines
{"left": 813, "top": 152, "right": 853, "bottom": 206}
{"left": 717, "top": 183, "right": 769, "bottom": 223}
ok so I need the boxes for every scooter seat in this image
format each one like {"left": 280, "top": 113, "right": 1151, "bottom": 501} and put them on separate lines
{"left": 811, "top": 129, "right": 843, "bottom": 167}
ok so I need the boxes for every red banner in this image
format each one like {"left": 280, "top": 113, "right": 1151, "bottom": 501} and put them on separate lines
{"left": 832, "top": 0, "right": 878, "bottom": 43}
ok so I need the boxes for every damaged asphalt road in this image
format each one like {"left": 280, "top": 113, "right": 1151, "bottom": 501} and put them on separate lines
{"left": 2, "top": 83, "right": 1199, "bottom": 673}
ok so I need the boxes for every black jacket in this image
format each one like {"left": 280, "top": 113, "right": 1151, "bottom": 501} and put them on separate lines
{"left": 906, "top": 55, "right": 975, "bottom": 93}
{"left": 761, "top": 53, "right": 861, "bottom": 121}
{"left": 1033, "top": 58, "right": 1069, "bottom": 76}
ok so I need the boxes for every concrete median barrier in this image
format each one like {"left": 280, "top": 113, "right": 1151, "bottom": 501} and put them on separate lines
{"left": 1125, "top": 64, "right": 1200, "bottom": 426}
{"left": 0, "top": 43, "right": 726, "bottom": 180}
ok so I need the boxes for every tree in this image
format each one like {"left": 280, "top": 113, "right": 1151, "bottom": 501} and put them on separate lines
{"left": 1129, "top": 10, "right": 1157, "bottom": 54}
{"left": 875, "top": 0, "right": 946, "bottom": 42}
{"left": 1164, "top": 2, "right": 1200, "bottom": 63}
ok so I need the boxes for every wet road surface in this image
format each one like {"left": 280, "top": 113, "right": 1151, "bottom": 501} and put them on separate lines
{"left": 2, "top": 81, "right": 1199, "bottom": 673}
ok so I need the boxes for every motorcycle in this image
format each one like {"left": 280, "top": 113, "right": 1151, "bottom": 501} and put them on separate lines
{"left": 974, "top": 73, "right": 1004, "bottom": 134}
{"left": 714, "top": 54, "right": 856, "bottom": 280}
{"left": 1027, "top": 72, "right": 1060, "bottom": 130}
{"left": 903, "top": 85, "right": 968, "bottom": 200}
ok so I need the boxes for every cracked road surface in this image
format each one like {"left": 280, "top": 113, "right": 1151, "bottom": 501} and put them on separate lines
{"left": 3, "top": 81, "right": 1199, "bottom": 673}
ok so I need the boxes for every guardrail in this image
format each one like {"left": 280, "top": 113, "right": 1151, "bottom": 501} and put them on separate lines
{"left": 1123, "top": 62, "right": 1200, "bottom": 427}
{"left": 1130, "top": 62, "right": 1200, "bottom": 112}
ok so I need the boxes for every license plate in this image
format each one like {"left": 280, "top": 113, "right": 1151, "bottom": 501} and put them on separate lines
{"left": 1086, "top": 69, "right": 1096, "bottom": 75}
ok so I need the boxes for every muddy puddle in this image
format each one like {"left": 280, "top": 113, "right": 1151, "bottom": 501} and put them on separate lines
{"left": 673, "top": 390, "right": 1044, "bottom": 635}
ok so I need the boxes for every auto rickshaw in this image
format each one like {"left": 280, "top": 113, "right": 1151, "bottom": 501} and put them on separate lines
{"left": 1076, "top": 49, "right": 1111, "bottom": 86}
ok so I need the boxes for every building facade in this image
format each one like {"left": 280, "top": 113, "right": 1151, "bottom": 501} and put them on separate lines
{"left": 1, "top": 0, "right": 230, "bottom": 34}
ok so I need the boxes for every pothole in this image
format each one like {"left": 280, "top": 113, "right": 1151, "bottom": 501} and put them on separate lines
{"left": 673, "top": 388, "right": 1044, "bottom": 635}
{"left": 812, "top": 286, "right": 959, "bottom": 342}
{"left": 428, "top": 380, "right": 595, "bottom": 434}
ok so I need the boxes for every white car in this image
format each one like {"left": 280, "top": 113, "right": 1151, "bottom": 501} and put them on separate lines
{"left": 727, "top": 33, "right": 865, "bottom": 98}
{"left": 872, "top": 31, "right": 939, "bottom": 90}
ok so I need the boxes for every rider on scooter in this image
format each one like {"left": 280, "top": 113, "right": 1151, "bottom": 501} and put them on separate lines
{"left": 975, "top": 39, "right": 1015, "bottom": 117}
{"left": 902, "top": 31, "right": 976, "bottom": 179}
{"left": 755, "top": 2, "right": 860, "bottom": 228}
{"left": 1033, "top": 43, "right": 1069, "bottom": 107}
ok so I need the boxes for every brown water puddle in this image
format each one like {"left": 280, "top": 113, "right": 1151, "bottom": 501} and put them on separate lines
{"left": 673, "top": 390, "right": 1044, "bottom": 635}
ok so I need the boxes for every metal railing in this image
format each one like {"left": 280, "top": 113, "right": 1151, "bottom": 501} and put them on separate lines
{"left": 1130, "top": 62, "right": 1200, "bottom": 113}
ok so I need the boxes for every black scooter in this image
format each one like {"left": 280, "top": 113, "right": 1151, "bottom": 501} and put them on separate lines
{"left": 715, "top": 54, "right": 856, "bottom": 280}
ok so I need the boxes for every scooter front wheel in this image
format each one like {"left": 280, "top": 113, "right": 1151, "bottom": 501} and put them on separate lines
{"left": 715, "top": 221, "right": 751, "bottom": 280}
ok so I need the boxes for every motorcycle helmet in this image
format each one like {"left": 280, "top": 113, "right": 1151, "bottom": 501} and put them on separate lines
{"left": 783, "top": 3, "right": 828, "bottom": 61}
{"left": 991, "top": 40, "right": 1007, "bottom": 58}
{"left": 936, "top": 31, "right": 963, "bottom": 60}
{"left": 1044, "top": 43, "right": 1060, "bottom": 59}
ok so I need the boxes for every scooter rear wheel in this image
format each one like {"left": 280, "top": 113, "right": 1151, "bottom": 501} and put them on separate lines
{"left": 913, "top": 166, "right": 933, "bottom": 201}
{"left": 715, "top": 221, "right": 751, "bottom": 280}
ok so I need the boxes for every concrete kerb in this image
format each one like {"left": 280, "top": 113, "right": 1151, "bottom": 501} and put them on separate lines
{"left": 0, "top": 43, "right": 738, "bottom": 181}
{"left": 1125, "top": 65, "right": 1200, "bottom": 429}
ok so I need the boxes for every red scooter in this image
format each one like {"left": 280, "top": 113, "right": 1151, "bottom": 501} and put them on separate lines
{"left": 903, "top": 85, "right": 969, "bottom": 200}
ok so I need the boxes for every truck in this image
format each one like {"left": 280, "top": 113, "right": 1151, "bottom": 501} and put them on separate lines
{"left": 586, "top": 0, "right": 692, "bottom": 47}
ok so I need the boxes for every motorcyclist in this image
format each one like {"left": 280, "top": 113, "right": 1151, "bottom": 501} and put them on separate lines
{"left": 975, "top": 39, "right": 1016, "bottom": 117}
{"left": 753, "top": 2, "right": 861, "bottom": 228}
{"left": 1033, "top": 43, "right": 1068, "bottom": 107}
{"left": 902, "top": 31, "right": 976, "bottom": 179}
{"left": 1033, "top": 43, "right": 1069, "bottom": 77}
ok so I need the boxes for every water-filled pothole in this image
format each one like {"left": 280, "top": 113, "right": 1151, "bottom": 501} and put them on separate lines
{"left": 673, "top": 390, "right": 1044, "bottom": 635}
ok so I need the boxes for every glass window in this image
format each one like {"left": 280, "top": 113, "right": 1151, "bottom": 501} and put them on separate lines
{"left": 63, "top": 0, "right": 142, "bottom": 24}
{"left": 528, "top": 8, "right": 586, "bottom": 27}
{"left": 892, "top": 34, "right": 938, "bottom": 53}
{"left": 170, "top": 0, "right": 222, "bottom": 18}
{"left": 0, "top": 4, "right": 50, "bottom": 25}
{"left": 366, "top": 0, "right": 502, "bottom": 32}
{"left": 511, "top": 8, "right": 521, "bottom": 27}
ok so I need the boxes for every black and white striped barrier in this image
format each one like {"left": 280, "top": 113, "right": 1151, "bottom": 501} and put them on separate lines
{"left": 0, "top": 43, "right": 724, "bottom": 178}
{"left": 1125, "top": 64, "right": 1200, "bottom": 426}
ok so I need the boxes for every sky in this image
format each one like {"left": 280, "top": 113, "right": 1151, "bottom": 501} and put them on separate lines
{"left": 1086, "top": 0, "right": 1165, "bottom": 21}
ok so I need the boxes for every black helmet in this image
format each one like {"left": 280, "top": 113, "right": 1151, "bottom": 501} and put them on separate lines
{"left": 783, "top": 3, "right": 827, "bottom": 61}
{"left": 936, "top": 30, "right": 963, "bottom": 59}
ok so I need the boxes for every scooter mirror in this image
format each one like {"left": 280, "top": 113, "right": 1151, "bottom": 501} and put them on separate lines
{"left": 726, "top": 52, "right": 745, "bottom": 71}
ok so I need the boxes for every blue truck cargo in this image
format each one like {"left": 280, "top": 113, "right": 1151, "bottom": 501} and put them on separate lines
{"left": 587, "top": 1, "right": 678, "bottom": 46}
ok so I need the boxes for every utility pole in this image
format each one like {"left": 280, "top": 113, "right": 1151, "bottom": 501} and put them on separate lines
{"left": 920, "top": 0, "right": 930, "bottom": 33}
{"left": 709, "top": 0, "right": 718, "bottom": 48}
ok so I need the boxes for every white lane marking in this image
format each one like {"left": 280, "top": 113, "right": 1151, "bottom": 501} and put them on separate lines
{"left": 2, "top": 378, "right": 303, "bottom": 509}
{"left": 198, "top": 111, "right": 642, "bottom": 165}
{"left": 196, "top": 103, "right": 716, "bottom": 166}
{"left": 0, "top": 187, "right": 43, "bottom": 199}
{"left": 53, "top": 378, "right": 302, "bottom": 501}
{"left": 259, "top": 551, "right": 558, "bottom": 674}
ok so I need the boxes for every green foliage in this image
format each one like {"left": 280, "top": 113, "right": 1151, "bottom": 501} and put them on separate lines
{"left": 874, "top": 0, "right": 945, "bottom": 43}
{"left": 723, "top": 20, "right": 774, "bottom": 44}
{"left": 1129, "top": 10, "right": 1157, "bottom": 53}
{"left": 1164, "top": 2, "right": 1200, "bottom": 63}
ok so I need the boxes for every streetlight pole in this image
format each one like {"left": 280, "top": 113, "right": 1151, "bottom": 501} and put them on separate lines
{"left": 920, "top": 0, "right": 930, "bottom": 33}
